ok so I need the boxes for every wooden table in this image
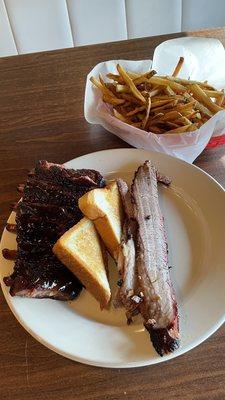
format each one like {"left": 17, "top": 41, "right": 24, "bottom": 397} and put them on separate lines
{"left": 1, "top": 28, "right": 225, "bottom": 400}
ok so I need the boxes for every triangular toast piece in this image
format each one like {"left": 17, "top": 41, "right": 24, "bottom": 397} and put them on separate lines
{"left": 53, "top": 217, "right": 110, "bottom": 308}
{"left": 78, "top": 181, "right": 123, "bottom": 260}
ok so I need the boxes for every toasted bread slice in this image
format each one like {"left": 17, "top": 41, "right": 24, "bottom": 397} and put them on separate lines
{"left": 78, "top": 181, "right": 123, "bottom": 260}
{"left": 53, "top": 217, "right": 110, "bottom": 308}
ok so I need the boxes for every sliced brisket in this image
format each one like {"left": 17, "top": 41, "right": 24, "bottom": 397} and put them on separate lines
{"left": 115, "top": 179, "right": 141, "bottom": 322}
{"left": 131, "top": 161, "right": 179, "bottom": 356}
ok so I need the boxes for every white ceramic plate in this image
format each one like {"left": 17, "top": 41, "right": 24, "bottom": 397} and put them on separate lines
{"left": 1, "top": 149, "right": 225, "bottom": 368}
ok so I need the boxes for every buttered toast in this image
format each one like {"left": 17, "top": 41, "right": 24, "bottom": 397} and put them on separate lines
{"left": 78, "top": 181, "right": 123, "bottom": 260}
{"left": 53, "top": 217, "right": 110, "bottom": 308}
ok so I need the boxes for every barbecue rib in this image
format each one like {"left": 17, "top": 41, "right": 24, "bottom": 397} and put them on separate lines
{"left": 131, "top": 161, "right": 179, "bottom": 356}
{"left": 3, "top": 161, "right": 105, "bottom": 300}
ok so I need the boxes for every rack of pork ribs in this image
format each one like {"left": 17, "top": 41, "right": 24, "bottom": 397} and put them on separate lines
{"left": 3, "top": 161, "right": 105, "bottom": 300}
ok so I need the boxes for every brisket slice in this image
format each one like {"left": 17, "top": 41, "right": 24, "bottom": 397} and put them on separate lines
{"left": 131, "top": 161, "right": 179, "bottom": 356}
{"left": 3, "top": 161, "right": 105, "bottom": 300}
{"left": 114, "top": 179, "right": 141, "bottom": 322}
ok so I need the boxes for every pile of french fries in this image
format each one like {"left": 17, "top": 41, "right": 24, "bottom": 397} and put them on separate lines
{"left": 90, "top": 57, "right": 225, "bottom": 134}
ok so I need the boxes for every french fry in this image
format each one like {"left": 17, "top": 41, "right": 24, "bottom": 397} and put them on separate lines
{"left": 164, "top": 76, "right": 215, "bottom": 90}
{"left": 149, "top": 88, "right": 162, "bottom": 97}
{"left": 117, "top": 64, "right": 146, "bottom": 104}
{"left": 98, "top": 74, "right": 107, "bottom": 87}
{"left": 106, "top": 73, "right": 124, "bottom": 84}
{"left": 175, "top": 100, "right": 196, "bottom": 111}
{"left": 160, "top": 111, "right": 183, "bottom": 121}
{"left": 116, "top": 84, "right": 130, "bottom": 93}
{"left": 131, "top": 121, "right": 143, "bottom": 128}
{"left": 120, "top": 93, "right": 144, "bottom": 105}
{"left": 140, "top": 90, "right": 150, "bottom": 98}
{"left": 216, "top": 90, "right": 225, "bottom": 106}
{"left": 186, "top": 111, "right": 202, "bottom": 120}
{"left": 149, "top": 125, "right": 166, "bottom": 134}
{"left": 165, "top": 86, "right": 176, "bottom": 96}
{"left": 102, "top": 95, "right": 125, "bottom": 106}
{"left": 152, "top": 94, "right": 183, "bottom": 101}
{"left": 165, "top": 122, "right": 180, "bottom": 129}
{"left": 127, "top": 71, "right": 139, "bottom": 79}
{"left": 174, "top": 116, "right": 192, "bottom": 126}
{"left": 203, "top": 89, "right": 224, "bottom": 98}
{"left": 151, "top": 99, "right": 175, "bottom": 108}
{"left": 105, "top": 83, "right": 118, "bottom": 95}
{"left": 149, "top": 76, "right": 187, "bottom": 92}
{"left": 195, "top": 112, "right": 202, "bottom": 119}
{"left": 147, "top": 115, "right": 163, "bottom": 126}
{"left": 113, "top": 109, "right": 129, "bottom": 123}
{"left": 142, "top": 96, "right": 151, "bottom": 129}
{"left": 189, "top": 84, "right": 223, "bottom": 114}
{"left": 126, "top": 106, "right": 145, "bottom": 116}
{"left": 133, "top": 70, "right": 156, "bottom": 85}
{"left": 151, "top": 101, "right": 178, "bottom": 114}
{"left": 187, "top": 123, "right": 199, "bottom": 132}
{"left": 90, "top": 76, "right": 117, "bottom": 99}
{"left": 172, "top": 57, "right": 184, "bottom": 77}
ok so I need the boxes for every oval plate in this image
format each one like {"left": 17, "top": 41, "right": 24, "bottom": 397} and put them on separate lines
{"left": 1, "top": 149, "right": 225, "bottom": 368}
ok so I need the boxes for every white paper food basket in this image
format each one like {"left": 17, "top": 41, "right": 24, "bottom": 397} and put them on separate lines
{"left": 84, "top": 37, "right": 225, "bottom": 163}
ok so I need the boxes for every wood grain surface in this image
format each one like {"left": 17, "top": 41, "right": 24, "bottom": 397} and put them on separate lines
{"left": 1, "top": 28, "right": 225, "bottom": 400}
